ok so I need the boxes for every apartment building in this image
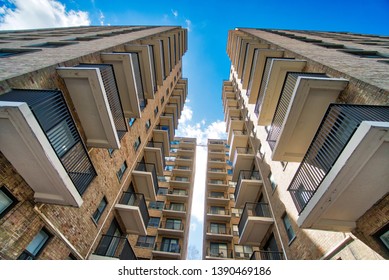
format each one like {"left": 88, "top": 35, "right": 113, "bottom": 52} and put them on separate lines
{"left": 210, "top": 28, "right": 389, "bottom": 260}
{"left": 0, "top": 25, "right": 194, "bottom": 260}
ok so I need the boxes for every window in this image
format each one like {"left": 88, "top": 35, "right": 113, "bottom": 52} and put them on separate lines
{"left": 145, "top": 119, "right": 151, "bottom": 131}
{"left": 161, "top": 96, "right": 165, "bottom": 104}
{"left": 161, "top": 237, "right": 180, "bottom": 253}
{"left": 210, "top": 242, "right": 228, "bottom": 258}
{"left": 166, "top": 89, "right": 169, "bottom": 96}
{"left": 234, "top": 245, "right": 253, "bottom": 258}
{"left": 117, "top": 161, "right": 127, "bottom": 182}
{"left": 27, "top": 41, "right": 77, "bottom": 48}
{"left": 154, "top": 106, "right": 159, "bottom": 117}
{"left": 374, "top": 223, "right": 389, "bottom": 253}
{"left": 107, "top": 148, "right": 115, "bottom": 157}
{"left": 134, "top": 136, "right": 141, "bottom": 152}
{"left": 136, "top": 235, "right": 155, "bottom": 248}
{"left": 165, "top": 156, "right": 176, "bottom": 162}
{"left": 268, "top": 172, "right": 277, "bottom": 190}
{"left": 340, "top": 49, "right": 389, "bottom": 58}
{"left": 128, "top": 118, "right": 136, "bottom": 127}
{"left": 157, "top": 188, "right": 168, "bottom": 195}
{"left": 148, "top": 217, "right": 160, "bottom": 228}
{"left": 18, "top": 228, "right": 51, "bottom": 260}
{"left": 0, "top": 48, "right": 40, "bottom": 58}
{"left": 210, "top": 191, "right": 225, "bottom": 198}
{"left": 282, "top": 213, "right": 296, "bottom": 242}
{"left": 166, "top": 218, "right": 182, "bottom": 230}
{"left": 231, "top": 208, "right": 243, "bottom": 217}
{"left": 174, "top": 176, "right": 189, "bottom": 182}
{"left": 210, "top": 206, "right": 226, "bottom": 215}
{"left": 165, "top": 165, "right": 174, "bottom": 171}
{"left": 92, "top": 197, "right": 107, "bottom": 223}
{"left": 176, "top": 165, "right": 189, "bottom": 170}
{"left": 232, "top": 225, "right": 239, "bottom": 236}
{"left": 148, "top": 201, "right": 164, "bottom": 210}
{"left": 169, "top": 202, "right": 185, "bottom": 211}
{"left": 210, "top": 223, "right": 227, "bottom": 234}
{"left": 0, "top": 186, "right": 18, "bottom": 219}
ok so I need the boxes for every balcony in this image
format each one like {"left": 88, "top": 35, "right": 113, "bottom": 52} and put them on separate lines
{"left": 227, "top": 117, "right": 245, "bottom": 144}
{"left": 266, "top": 72, "right": 348, "bottom": 162}
{"left": 288, "top": 104, "right": 389, "bottom": 231}
{"left": 152, "top": 242, "right": 181, "bottom": 259}
{"left": 207, "top": 168, "right": 227, "bottom": 180}
{"left": 207, "top": 208, "right": 231, "bottom": 221}
{"left": 163, "top": 204, "right": 186, "bottom": 218}
{"left": 239, "top": 43, "right": 270, "bottom": 87}
{"left": 205, "top": 248, "right": 234, "bottom": 260}
{"left": 169, "top": 176, "right": 191, "bottom": 188}
{"left": 238, "top": 202, "right": 273, "bottom": 245}
{"left": 0, "top": 89, "right": 96, "bottom": 207}
{"left": 159, "top": 118, "right": 174, "bottom": 142}
{"left": 158, "top": 221, "right": 185, "bottom": 237}
{"left": 144, "top": 141, "right": 165, "bottom": 176}
{"left": 165, "top": 103, "right": 179, "bottom": 128}
{"left": 170, "top": 93, "right": 183, "bottom": 115}
{"left": 207, "top": 180, "right": 229, "bottom": 192}
{"left": 153, "top": 125, "right": 170, "bottom": 155}
{"left": 124, "top": 44, "right": 156, "bottom": 98}
{"left": 166, "top": 189, "right": 189, "bottom": 202}
{"left": 225, "top": 107, "right": 241, "bottom": 127}
{"left": 254, "top": 58, "right": 307, "bottom": 125}
{"left": 132, "top": 163, "right": 159, "bottom": 201}
{"left": 231, "top": 148, "right": 255, "bottom": 182}
{"left": 235, "top": 171, "right": 263, "bottom": 208}
{"left": 206, "top": 227, "right": 233, "bottom": 241}
{"left": 250, "top": 251, "right": 285, "bottom": 260}
{"left": 246, "top": 49, "right": 283, "bottom": 100}
{"left": 228, "top": 130, "right": 249, "bottom": 160}
{"left": 57, "top": 64, "right": 127, "bottom": 149}
{"left": 90, "top": 235, "right": 137, "bottom": 260}
{"left": 207, "top": 192, "right": 230, "bottom": 205}
{"left": 100, "top": 52, "right": 145, "bottom": 118}
{"left": 140, "top": 38, "right": 164, "bottom": 85}
{"left": 115, "top": 192, "right": 149, "bottom": 235}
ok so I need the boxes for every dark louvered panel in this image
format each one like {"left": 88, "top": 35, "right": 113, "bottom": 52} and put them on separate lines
{"left": 288, "top": 104, "right": 389, "bottom": 213}
{"left": 254, "top": 57, "right": 274, "bottom": 115}
{"left": 159, "top": 39, "right": 166, "bottom": 79}
{"left": 148, "top": 45, "right": 157, "bottom": 92}
{"left": 0, "top": 89, "right": 96, "bottom": 195}
{"left": 246, "top": 48, "right": 259, "bottom": 97}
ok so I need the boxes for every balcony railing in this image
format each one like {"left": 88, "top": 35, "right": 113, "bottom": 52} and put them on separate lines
{"left": 119, "top": 192, "right": 150, "bottom": 226}
{"left": 235, "top": 170, "right": 261, "bottom": 199}
{"left": 159, "top": 221, "right": 184, "bottom": 231}
{"left": 168, "top": 190, "right": 188, "bottom": 196}
{"left": 161, "top": 112, "right": 175, "bottom": 127}
{"left": 0, "top": 89, "right": 96, "bottom": 196}
{"left": 288, "top": 104, "right": 389, "bottom": 213}
{"left": 135, "top": 162, "right": 159, "bottom": 194}
{"left": 207, "top": 226, "right": 231, "bottom": 235}
{"left": 250, "top": 251, "right": 285, "bottom": 260}
{"left": 206, "top": 248, "right": 233, "bottom": 259}
{"left": 155, "top": 125, "right": 170, "bottom": 140}
{"left": 94, "top": 235, "right": 137, "bottom": 260}
{"left": 239, "top": 203, "right": 272, "bottom": 235}
{"left": 154, "top": 242, "right": 181, "bottom": 253}
{"left": 164, "top": 204, "right": 186, "bottom": 212}
{"left": 208, "top": 192, "right": 228, "bottom": 199}
{"left": 208, "top": 208, "right": 229, "bottom": 215}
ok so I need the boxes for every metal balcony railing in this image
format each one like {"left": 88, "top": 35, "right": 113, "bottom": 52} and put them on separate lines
{"left": 208, "top": 208, "right": 229, "bottom": 215}
{"left": 77, "top": 64, "right": 127, "bottom": 139}
{"left": 161, "top": 112, "right": 176, "bottom": 126}
{"left": 164, "top": 204, "right": 186, "bottom": 212}
{"left": 266, "top": 72, "right": 327, "bottom": 150}
{"left": 235, "top": 147, "right": 254, "bottom": 155}
{"left": 235, "top": 170, "right": 261, "bottom": 198}
{"left": 147, "top": 141, "right": 166, "bottom": 167}
{"left": 154, "top": 125, "right": 170, "bottom": 140}
{"left": 238, "top": 202, "right": 272, "bottom": 235}
{"left": 159, "top": 221, "right": 184, "bottom": 231}
{"left": 0, "top": 89, "right": 97, "bottom": 195}
{"left": 288, "top": 104, "right": 389, "bottom": 213}
{"left": 208, "top": 192, "right": 228, "bottom": 199}
{"left": 119, "top": 192, "right": 150, "bottom": 226}
{"left": 168, "top": 190, "right": 188, "bottom": 196}
{"left": 233, "top": 130, "right": 248, "bottom": 136}
{"left": 94, "top": 235, "right": 137, "bottom": 260}
{"left": 206, "top": 247, "right": 233, "bottom": 259}
{"left": 154, "top": 242, "right": 181, "bottom": 253}
{"left": 207, "top": 226, "right": 231, "bottom": 235}
{"left": 135, "top": 162, "right": 159, "bottom": 195}
{"left": 250, "top": 250, "right": 285, "bottom": 260}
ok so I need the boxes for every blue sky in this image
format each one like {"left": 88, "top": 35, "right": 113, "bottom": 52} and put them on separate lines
{"left": 1, "top": 0, "right": 389, "bottom": 260}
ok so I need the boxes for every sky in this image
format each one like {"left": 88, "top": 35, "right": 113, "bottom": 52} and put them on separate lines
{"left": 1, "top": 0, "right": 389, "bottom": 260}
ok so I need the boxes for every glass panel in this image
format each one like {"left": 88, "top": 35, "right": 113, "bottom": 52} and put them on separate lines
{"left": 0, "top": 190, "right": 13, "bottom": 214}
{"left": 25, "top": 229, "right": 50, "bottom": 256}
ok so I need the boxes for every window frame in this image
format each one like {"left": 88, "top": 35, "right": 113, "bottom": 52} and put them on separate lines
{"left": 18, "top": 228, "right": 52, "bottom": 260}
{"left": 0, "top": 185, "right": 18, "bottom": 219}
{"left": 136, "top": 235, "right": 155, "bottom": 248}
{"left": 92, "top": 196, "right": 108, "bottom": 224}
{"left": 116, "top": 161, "right": 127, "bottom": 182}
{"left": 282, "top": 213, "right": 296, "bottom": 244}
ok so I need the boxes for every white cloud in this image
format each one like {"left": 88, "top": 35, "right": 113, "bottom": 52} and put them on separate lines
{"left": 185, "top": 19, "right": 192, "bottom": 31}
{"left": 99, "top": 10, "right": 105, "bottom": 26}
{"left": 190, "top": 222, "right": 197, "bottom": 232}
{"left": 171, "top": 9, "right": 178, "bottom": 17}
{"left": 179, "top": 105, "right": 193, "bottom": 124}
{"left": 0, "top": 0, "right": 90, "bottom": 30}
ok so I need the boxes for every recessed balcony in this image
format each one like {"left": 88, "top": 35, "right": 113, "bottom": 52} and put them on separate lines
{"left": 246, "top": 49, "right": 284, "bottom": 99}
{"left": 115, "top": 192, "right": 149, "bottom": 235}
{"left": 162, "top": 203, "right": 186, "bottom": 218}
{"left": 159, "top": 118, "right": 174, "bottom": 142}
{"left": 207, "top": 168, "right": 228, "bottom": 180}
{"left": 240, "top": 43, "right": 270, "bottom": 88}
{"left": 90, "top": 235, "right": 137, "bottom": 260}
{"left": 234, "top": 171, "right": 263, "bottom": 208}
{"left": 152, "top": 242, "right": 181, "bottom": 259}
{"left": 140, "top": 38, "right": 164, "bottom": 85}
{"left": 288, "top": 104, "right": 389, "bottom": 232}
{"left": 166, "top": 189, "right": 189, "bottom": 202}
{"left": 207, "top": 207, "right": 231, "bottom": 221}
{"left": 227, "top": 117, "right": 245, "bottom": 144}
{"left": 132, "top": 163, "right": 159, "bottom": 201}
{"left": 144, "top": 141, "right": 165, "bottom": 176}
{"left": 158, "top": 221, "right": 185, "bottom": 237}
{"left": 237, "top": 40, "right": 268, "bottom": 80}
{"left": 153, "top": 125, "right": 170, "bottom": 155}
{"left": 205, "top": 247, "right": 234, "bottom": 260}
{"left": 267, "top": 72, "right": 348, "bottom": 162}
{"left": 100, "top": 52, "right": 144, "bottom": 118}
{"left": 250, "top": 251, "right": 285, "bottom": 260}
{"left": 169, "top": 176, "right": 191, "bottom": 189}
{"left": 0, "top": 89, "right": 96, "bottom": 207}
{"left": 207, "top": 180, "right": 229, "bottom": 192}
{"left": 238, "top": 202, "right": 274, "bottom": 245}
{"left": 255, "top": 58, "right": 307, "bottom": 125}
{"left": 225, "top": 107, "right": 241, "bottom": 127}
{"left": 207, "top": 192, "right": 230, "bottom": 205}
{"left": 57, "top": 64, "right": 127, "bottom": 149}
{"left": 206, "top": 226, "right": 233, "bottom": 241}
{"left": 231, "top": 148, "right": 255, "bottom": 182}
{"left": 165, "top": 103, "right": 179, "bottom": 128}
{"left": 124, "top": 44, "right": 156, "bottom": 98}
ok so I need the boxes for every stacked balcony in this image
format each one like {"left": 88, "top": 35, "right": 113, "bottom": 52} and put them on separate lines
{"left": 153, "top": 125, "right": 170, "bottom": 155}
{"left": 90, "top": 235, "right": 137, "bottom": 260}
{"left": 207, "top": 191, "right": 230, "bottom": 206}
{"left": 0, "top": 89, "right": 96, "bottom": 207}
{"left": 115, "top": 192, "right": 149, "bottom": 235}
{"left": 164, "top": 103, "right": 179, "bottom": 128}
{"left": 250, "top": 251, "right": 285, "bottom": 260}
{"left": 57, "top": 63, "right": 127, "bottom": 149}
{"left": 152, "top": 242, "right": 181, "bottom": 259}
{"left": 231, "top": 147, "right": 255, "bottom": 182}
{"left": 163, "top": 203, "right": 186, "bottom": 218}
{"left": 238, "top": 202, "right": 274, "bottom": 245}
{"left": 158, "top": 220, "right": 185, "bottom": 237}
{"left": 206, "top": 225, "right": 233, "bottom": 241}
{"left": 205, "top": 247, "right": 234, "bottom": 260}
{"left": 207, "top": 207, "right": 231, "bottom": 221}
{"left": 144, "top": 141, "right": 165, "bottom": 176}
{"left": 166, "top": 189, "right": 189, "bottom": 202}
{"left": 132, "top": 162, "right": 159, "bottom": 201}
{"left": 234, "top": 171, "right": 263, "bottom": 208}
{"left": 288, "top": 104, "right": 389, "bottom": 231}
{"left": 266, "top": 72, "right": 348, "bottom": 162}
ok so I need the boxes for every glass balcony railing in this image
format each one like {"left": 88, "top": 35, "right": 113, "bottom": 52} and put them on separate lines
{"left": 119, "top": 192, "right": 150, "bottom": 226}
{"left": 94, "top": 235, "right": 137, "bottom": 260}
{"left": 238, "top": 203, "right": 272, "bottom": 236}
